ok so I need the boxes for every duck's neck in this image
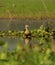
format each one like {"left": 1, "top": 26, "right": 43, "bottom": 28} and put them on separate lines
{"left": 26, "top": 27, "right": 29, "bottom": 31}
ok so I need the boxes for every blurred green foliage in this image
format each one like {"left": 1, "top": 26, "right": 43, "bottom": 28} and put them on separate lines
{"left": 0, "top": 24, "right": 55, "bottom": 65}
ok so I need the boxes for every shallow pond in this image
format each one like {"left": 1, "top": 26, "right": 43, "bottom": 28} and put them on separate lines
{"left": 0, "top": 19, "right": 55, "bottom": 52}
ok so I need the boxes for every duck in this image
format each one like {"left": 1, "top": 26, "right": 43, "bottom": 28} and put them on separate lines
{"left": 24, "top": 25, "right": 31, "bottom": 38}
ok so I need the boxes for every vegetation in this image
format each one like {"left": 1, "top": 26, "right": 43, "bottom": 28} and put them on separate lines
{"left": 0, "top": 0, "right": 55, "bottom": 19}
{"left": 0, "top": 24, "right": 55, "bottom": 39}
{"left": 0, "top": 25, "right": 55, "bottom": 65}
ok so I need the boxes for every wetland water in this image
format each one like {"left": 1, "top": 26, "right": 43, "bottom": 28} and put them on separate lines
{"left": 0, "top": 19, "right": 55, "bottom": 52}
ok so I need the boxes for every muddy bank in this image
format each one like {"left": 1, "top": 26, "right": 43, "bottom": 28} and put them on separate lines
{"left": 0, "top": 13, "right": 55, "bottom": 20}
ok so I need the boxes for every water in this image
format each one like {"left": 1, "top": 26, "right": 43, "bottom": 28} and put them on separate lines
{"left": 0, "top": 19, "right": 55, "bottom": 52}
{"left": 0, "top": 19, "right": 55, "bottom": 31}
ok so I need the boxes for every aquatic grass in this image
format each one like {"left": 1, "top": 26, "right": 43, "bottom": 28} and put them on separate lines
{"left": 0, "top": 24, "right": 54, "bottom": 38}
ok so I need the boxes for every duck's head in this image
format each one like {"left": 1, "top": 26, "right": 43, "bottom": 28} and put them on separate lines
{"left": 25, "top": 25, "right": 29, "bottom": 29}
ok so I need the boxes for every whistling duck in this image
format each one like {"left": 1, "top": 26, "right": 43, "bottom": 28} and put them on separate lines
{"left": 24, "top": 25, "right": 31, "bottom": 38}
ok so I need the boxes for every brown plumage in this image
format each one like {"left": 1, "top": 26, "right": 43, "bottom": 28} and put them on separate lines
{"left": 24, "top": 25, "right": 31, "bottom": 38}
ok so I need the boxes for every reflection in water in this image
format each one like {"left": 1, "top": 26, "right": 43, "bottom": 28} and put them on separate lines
{"left": 24, "top": 38, "right": 32, "bottom": 49}
{"left": 24, "top": 38, "right": 31, "bottom": 45}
